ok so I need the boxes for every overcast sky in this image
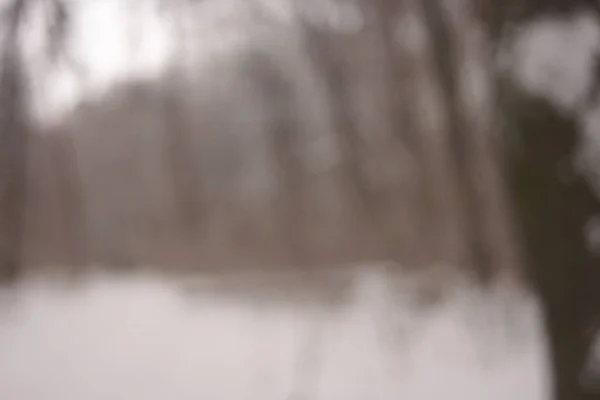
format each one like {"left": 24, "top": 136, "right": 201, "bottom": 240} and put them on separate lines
{"left": 16, "top": 0, "right": 175, "bottom": 125}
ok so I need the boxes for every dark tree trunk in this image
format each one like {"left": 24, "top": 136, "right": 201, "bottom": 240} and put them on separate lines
{"left": 0, "top": 0, "right": 28, "bottom": 283}
{"left": 503, "top": 77, "right": 600, "bottom": 400}
{"left": 492, "top": 1, "right": 600, "bottom": 399}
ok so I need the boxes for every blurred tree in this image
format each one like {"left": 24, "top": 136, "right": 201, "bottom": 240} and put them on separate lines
{"left": 0, "top": 0, "right": 28, "bottom": 282}
{"left": 0, "top": 0, "right": 75, "bottom": 281}
{"left": 493, "top": 1, "right": 600, "bottom": 399}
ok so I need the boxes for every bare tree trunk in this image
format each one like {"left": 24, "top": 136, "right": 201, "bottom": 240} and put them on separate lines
{"left": 0, "top": 0, "right": 28, "bottom": 283}
{"left": 50, "top": 135, "right": 87, "bottom": 269}
{"left": 418, "top": 0, "right": 521, "bottom": 283}
{"left": 298, "top": 15, "right": 396, "bottom": 262}
{"left": 506, "top": 98, "right": 600, "bottom": 400}
{"left": 491, "top": 1, "right": 600, "bottom": 399}
{"left": 163, "top": 84, "right": 204, "bottom": 234}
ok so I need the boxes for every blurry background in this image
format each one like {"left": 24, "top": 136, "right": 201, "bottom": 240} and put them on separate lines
{"left": 2, "top": 0, "right": 600, "bottom": 399}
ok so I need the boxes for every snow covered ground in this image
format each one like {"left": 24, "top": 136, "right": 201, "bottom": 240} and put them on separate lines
{"left": 0, "top": 267, "right": 550, "bottom": 400}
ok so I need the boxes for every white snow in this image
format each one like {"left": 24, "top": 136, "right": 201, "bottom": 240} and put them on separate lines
{"left": 0, "top": 268, "right": 550, "bottom": 400}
